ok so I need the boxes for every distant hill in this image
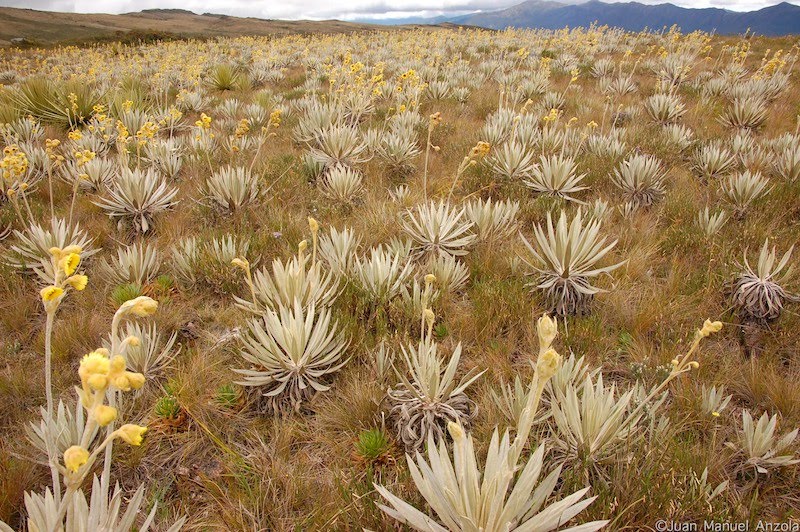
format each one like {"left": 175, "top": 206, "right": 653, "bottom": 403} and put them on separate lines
{"left": 0, "top": 7, "right": 403, "bottom": 46}
{"left": 456, "top": 0, "right": 800, "bottom": 35}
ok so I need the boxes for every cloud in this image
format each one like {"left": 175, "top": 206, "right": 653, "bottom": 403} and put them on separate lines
{"left": 0, "top": 0, "right": 789, "bottom": 20}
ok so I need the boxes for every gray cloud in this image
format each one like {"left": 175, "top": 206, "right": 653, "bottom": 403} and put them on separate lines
{"left": 0, "top": 0, "right": 792, "bottom": 20}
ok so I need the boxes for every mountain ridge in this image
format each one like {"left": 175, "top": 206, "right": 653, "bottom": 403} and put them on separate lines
{"left": 360, "top": 0, "right": 800, "bottom": 35}
{"left": 454, "top": 0, "right": 800, "bottom": 35}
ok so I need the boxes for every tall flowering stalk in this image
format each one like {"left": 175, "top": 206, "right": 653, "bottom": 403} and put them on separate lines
{"left": 10, "top": 296, "right": 160, "bottom": 530}
{"left": 375, "top": 314, "right": 608, "bottom": 531}
{"left": 422, "top": 112, "right": 442, "bottom": 201}
{"left": 39, "top": 245, "right": 88, "bottom": 505}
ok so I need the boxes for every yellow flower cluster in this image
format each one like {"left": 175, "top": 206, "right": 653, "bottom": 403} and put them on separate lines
{"left": 195, "top": 112, "right": 212, "bottom": 130}
{"left": 469, "top": 141, "right": 491, "bottom": 160}
{"left": 45, "top": 139, "right": 64, "bottom": 167}
{"left": 1, "top": 144, "right": 29, "bottom": 185}
{"left": 40, "top": 245, "right": 88, "bottom": 312}
{"left": 542, "top": 108, "right": 562, "bottom": 125}
{"left": 60, "top": 297, "right": 157, "bottom": 485}
{"left": 235, "top": 118, "right": 250, "bottom": 139}
{"left": 116, "top": 120, "right": 130, "bottom": 144}
{"left": 135, "top": 121, "right": 159, "bottom": 146}
{"left": 428, "top": 111, "right": 442, "bottom": 133}
{"left": 73, "top": 149, "right": 96, "bottom": 168}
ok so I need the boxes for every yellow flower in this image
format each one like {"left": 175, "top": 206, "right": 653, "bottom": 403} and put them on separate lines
{"left": 116, "top": 424, "right": 147, "bottom": 446}
{"left": 120, "top": 296, "right": 158, "bottom": 317}
{"left": 308, "top": 217, "right": 319, "bottom": 233}
{"left": 94, "top": 405, "right": 118, "bottom": 426}
{"left": 127, "top": 372, "right": 145, "bottom": 390}
{"left": 63, "top": 445, "right": 89, "bottom": 473}
{"left": 424, "top": 273, "right": 437, "bottom": 285}
{"left": 59, "top": 252, "right": 81, "bottom": 276}
{"left": 712, "top": 411, "right": 720, "bottom": 417}
{"left": 66, "top": 275, "right": 88, "bottom": 291}
{"left": 40, "top": 286, "right": 64, "bottom": 302}
{"left": 79, "top": 350, "right": 111, "bottom": 391}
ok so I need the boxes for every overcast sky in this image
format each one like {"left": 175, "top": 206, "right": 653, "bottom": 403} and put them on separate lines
{"left": 0, "top": 0, "right": 795, "bottom": 20}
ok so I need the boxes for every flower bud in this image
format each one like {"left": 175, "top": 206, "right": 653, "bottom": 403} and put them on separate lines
{"left": 62, "top": 245, "right": 82, "bottom": 255}
{"left": 66, "top": 274, "right": 88, "bottom": 291}
{"left": 699, "top": 319, "right": 723, "bottom": 338}
{"left": 63, "top": 445, "right": 89, "bottom": 473}
{"left": 79, "top": 350, "right": 110, "bottom": 384}
{"left": 423, "top": 308, "right": 435, "bottom": 328}
{"left": 87, "top": 374, "right": 108, "bottom": 391}
{"left": 116, "top": 424, "right": 147, "bottom": 446}
{"left": 447, "top": 421, "right": 465, "bottom": 441}
{"left": 127, "top": 372, "right": 145, "bottom": 390}
{"left": 308, "top": 217, "right": 319, "bottom": 233}
{"left": 424, "top": 274, "right": 437, "bottom": 285}
{"left": 112, "top": 374, "right": 131, "bottom": 391}
{"left": 536, "top": 348, "right": 561, "bottom": 382}
{"left": 536, "top": 314, "right": 557, "bottom": 352}
{"left": 120, "top": 296, "right": 158, "bottom": 317}
{"left": 124, "top": 335, "right": 140, "bottom": 347}
{"left": 94, "top": 405, "right": 118, "bottom": 426}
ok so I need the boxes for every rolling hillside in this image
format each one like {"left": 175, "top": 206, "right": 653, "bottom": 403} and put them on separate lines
{"left": 0, "top": 7, "right": 395, "bottom": 46}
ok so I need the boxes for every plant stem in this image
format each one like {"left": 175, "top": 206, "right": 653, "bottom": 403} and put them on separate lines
{"left": 423, "top": 128, "right": 432, "bottom": 201}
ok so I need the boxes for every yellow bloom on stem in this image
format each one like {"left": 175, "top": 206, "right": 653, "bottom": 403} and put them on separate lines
{"left": 59, "top": 252, "right": 81, "bottom": 276}
{"left": 63, "top": 445, "right": 89, "bottom": 473}
{"left": 40, "top": 286, "right": 64, "bottom": 302}
{"left": 699, "top": 319, "right": 723, "bottom": 338}
{"left": 127, "top": 372, "right": 145, "bottom": 390}
{"left": 94, "top": 405, "right": 118, "bottom": 426}
{"left": 120, "top": 296, "right": 158, "bottom": 317}
{"left": 66, "top": 274, "right": 88, "bottom": 291}
{"left": 116, "top": 424, "right": 148, "bottom": 446}
{"left": 79, "top": 350, "right": 110, "bottom": 391}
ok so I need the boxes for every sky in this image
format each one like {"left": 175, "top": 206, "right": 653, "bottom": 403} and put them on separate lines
{"left": 0, "top": 0, "right": 794, "bottom": 21}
